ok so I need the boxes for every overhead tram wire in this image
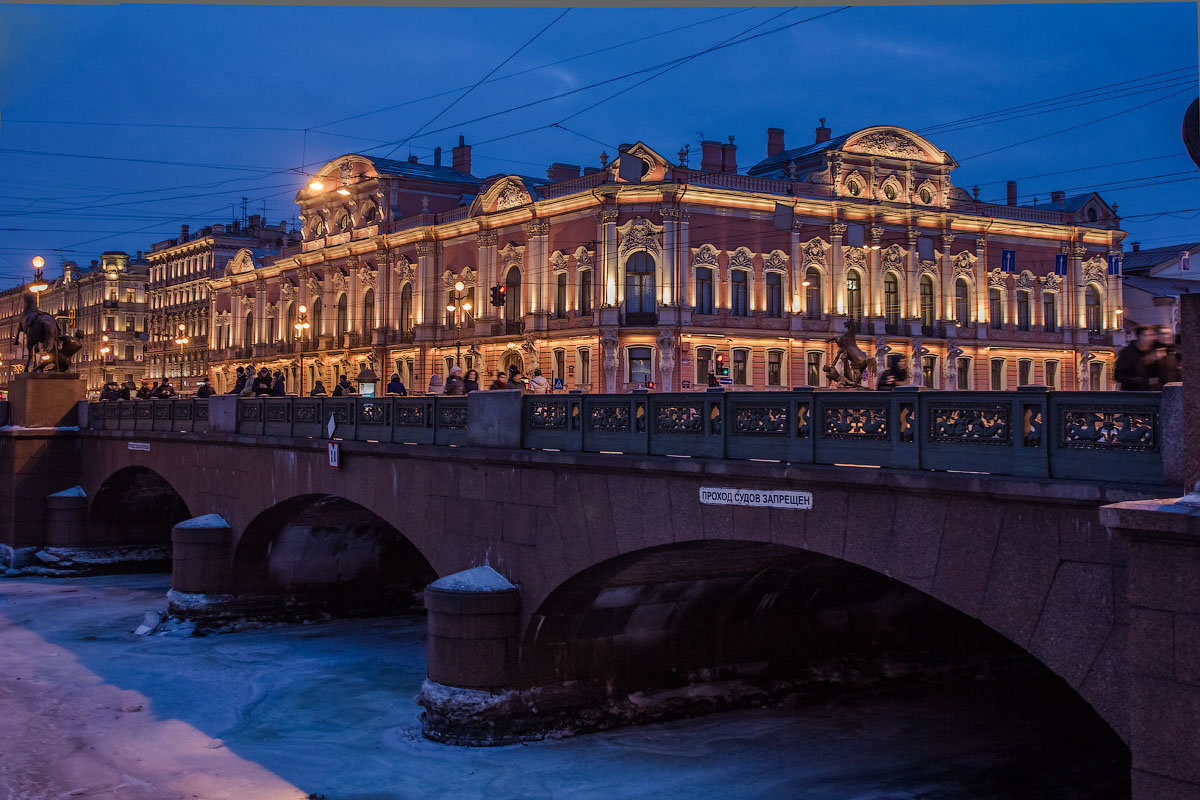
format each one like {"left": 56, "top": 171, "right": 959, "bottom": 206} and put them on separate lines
{"left": 970, "top": 153, "right": 1190, "bottom": 187}
{"left": 380, "top": 8, "right": 571, "bottom": 161}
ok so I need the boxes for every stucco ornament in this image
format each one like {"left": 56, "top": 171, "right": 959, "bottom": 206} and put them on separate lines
{"left": 358, "top": 266, "right": 378, "bottom": 291}
{"left": 521, "top": 333, "right": 539, "bottom": 357}
{"left": 549, "top": 250, "right": 570, "bottom": 273}
{"left": 1078, "top": 349, "right": 1097, "bottom": 390}
{"left": 844, "top": 246, "right": 867, "bottom": 271}
{"left": 764, "top": 249, "right": 788, "bottom": 273}
{"left": 600, "top": 332, "right": 619, "bottom": 371}
{"left": 692, "top": 244, "right": 719, "bottom": 268}
{"left": 882, "top": 244, "right": 906, "bottom": 272}
{"left": 803, "top": 239, "right": 828, "bottom": 267}
{"left": 499, "top": 242, "right": 524, "bottom": 276}
{"left": 495, "top": 180, "right": 532, "bottom": 211}
{"left": 279, "top": 282, "right": 296, "bottom": 302}
{"left": 944, "top": 343, "right": 965, "bottom": 389}
{"left": 919, "top": 260, "right": 938, "bottom": 276}
{"left": 656, "top": 330, "right": 676, "bottom": 374}
{"left": 847, "top": 131, "right": 925, "bottom": 160}
{"left": 306, "top": 273, "right": 322, "bottom": 296}
{"left": 953, "top": 251, "right": 976, "bottom": 276}
{"left": 442, "top": 268, "right": 476, "bottom": 290}
{"left": 1083, "top": 257, "right": 1107, "bottom": 284}
{"left": 395, "top": 257, "right": 415, "bottom": 284}
{"left": 1015, "top": 271, "right": 1035, "bottom": 290}
{"left": 728, "top": 247, "right": 755, "bottom": 272}
{"left": 617, "top": 217, "right": 663, "bottom": 258}
{"left": 988, "top": 269, "right": 1008, "bottom": 289}
{"left": 1043, "top": 273, "right": 1062, "bottom": 292}
{"left": 574, "top": 247, "right": 594, "bottom": 268}
{"left": 330, "top": 270, "right": 349, "bottom": 294}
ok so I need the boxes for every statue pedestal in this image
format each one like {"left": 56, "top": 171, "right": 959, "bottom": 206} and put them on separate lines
{"left": 8, "top": 374, "right": 84, "bottom": 428}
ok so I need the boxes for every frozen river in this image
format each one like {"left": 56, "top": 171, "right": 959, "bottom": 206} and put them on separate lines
{"left": 0, "top": 574, "right": 1127, "bottom": 800}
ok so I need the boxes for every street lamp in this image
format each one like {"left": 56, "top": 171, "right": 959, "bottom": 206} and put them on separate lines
{"left": 99, "top": 334, "right": 111, "bottom": 361}
{"left": 295, "top": 304, "right": 311, "bottom": 396}
{"left": 174, "top": 323, "right": 189, "bottom": 384}
{"left": 445, "top": 280, "right": 472, "bottom": 366}
{"left": 29, "top": 256, "right": 48, "bottom": 307}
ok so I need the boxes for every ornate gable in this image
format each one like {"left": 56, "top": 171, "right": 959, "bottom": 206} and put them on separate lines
{"left": 224, "top": 248, "right": 258, "bottom": 277}
{"left": 608, "top": 141, "right": 672, "bottom": 183}
{"left": 617, "top": 217, "right": 663, "bottom": 258}
{"left": 840, "top": 126, "right": 954, "bottom": 166}
{"left": 470, "top": 176, "right": 533, "bottom": 216}
{"left": 882, "top": 243, "right": 906, "bottom": 273}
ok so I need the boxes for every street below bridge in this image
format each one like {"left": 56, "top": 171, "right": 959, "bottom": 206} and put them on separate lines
{"left": 0, "top": 573, "right": 1129, "bottom": 800}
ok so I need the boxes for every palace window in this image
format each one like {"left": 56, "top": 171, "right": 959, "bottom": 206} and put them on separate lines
{"left": 555, "top": 273, "right": 568, "bottom": 319}
{"left": 846, "top": 269, "right": 863, "bottom": 320}
{"left": 1086, "top": 284, "right": 1103, "bottom": 333}
{"left": 362, "top": 289, "right": 376, "bottom": 333}
{"left": 695, "top": 346, "right": 713, "bottom": 385}
{"left": 398, "top": 286, "right": 412, "bottom": 336}
{"left": 955, "top": 278, "right": 971, "bottom": 324}
{"left": 625, "top": 252, "right": 656, "bottom": 318}
{"left": 1043, "top": 292, "right": 1058, "bottom": 332}
{"left": 732, "top": 348, "right": 749, "bottom": 386}
{"left": 767, "top": 349, "right": 783, "bottom": 387}
{"left": 957, "top": 357, "right": 971, "bottom": 389}
{"left": 553, "top": 349, "right": 566, "bottom": 384}
{"left": 628, "top": 346, "right": 652, "bottom": 385}
{"left": 311, "top": 299, "right": 322, "bottom": 348}
{"left": 884, "top": 273, "right": 900, "bottom": 325}
{"left": 695, "top": 267, "right": 714, "bottom": 315}
{"left": 989, "top": 287, "right": 1003, "bottom": 329}
{"left": 806, "top": 351, "right": 823, "bottom": 386}
{"left": 920, "top": 275, "right": 935, "bottom": 326}
{"left": 1089, "top": 361, "right": 1104, "bottom": 390}
{"left": 504, "top": 268, "right": 522, "bottom": 324}
{"left": 765, "top": 272, "right": 782, "bottom": 318}
{"left": 1016, "top": 290, "right": 1031, "bottom": 331}
{"left": 336, "top": 294, "right": 349, "bottom": 339}
{"left": 805, "top": 267, "right": 821, "bottom": 318}
{"left": 577, "top": 348, "right": 591, "bottom": 386}
{"left": 990, "top": 358, "right": 1005, "bottom": 390}
{"left": 1018, "top": 358, "right": 1033, "bottom": 386}
{"left": 1045, "top": 359, "right": 1060, "bottom": 389}
{"left": 731, "top": 270, "right": 749, "bottom": 316}
{"left": 922, "top": 356, "right": 937, "bottom": 388}
{"left": 578, "top": 268, "right": 593, "bottom": 316}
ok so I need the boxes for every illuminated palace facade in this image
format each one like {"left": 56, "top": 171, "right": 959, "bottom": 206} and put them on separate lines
{"left": 205, "top": 124, "right": 1126, "bottom": 395}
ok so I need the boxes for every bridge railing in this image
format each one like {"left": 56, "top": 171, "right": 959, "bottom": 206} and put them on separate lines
{"left": 84, "top": 387, "right": 1170, "bottom": 484}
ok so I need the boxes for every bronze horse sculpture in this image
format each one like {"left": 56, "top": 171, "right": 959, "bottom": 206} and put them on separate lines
{"left": 823, "top": 318, "right": 877, "bottom": 388}
{"left": 13, "top": 292, "right": 83, "bottom": 373}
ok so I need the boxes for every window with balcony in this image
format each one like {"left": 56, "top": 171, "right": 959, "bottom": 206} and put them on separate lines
{"left": 578, "top": 269, "right": 593, "bottom": 316}
{"left": 846, "top": 269, "right": 863, "bottom": 320}
{"left": 767, "top": 349, "right": 783, "bottom": 386}
{"left": 805, "top": 268, "right": 821, "bottom": 318}
{"left": 731, "top": 271, "right": 749, "bottom": 316}
{"left": 989, "top": 287, "right": 1003, "bottom": 329}
{"left": 625, "top": 252, "right": 656, "bottom": 321}
{"left": 1043, "top": 292, "right": 1058, "bottom": 332}
{"left": 1017, "top": 290, "right": 1031, "bottom": 331}
{"left": 765, "top": 273, "right": 782, "bottom": 318}
{"left": 732, "top": 348, "right": 749, "bottom": 385}
{"left": 695, "top": 267, "right": 714, "bottom": 315}
{"left": 884, "top": 273, "right": 900, "bottom": 326}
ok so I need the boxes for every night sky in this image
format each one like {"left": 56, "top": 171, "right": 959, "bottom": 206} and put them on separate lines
{"left": 1, "top": 3, "right": 1196, "bottom": 283}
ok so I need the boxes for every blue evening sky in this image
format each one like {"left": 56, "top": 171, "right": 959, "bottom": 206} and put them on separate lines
{"left": 0, "top": 3, "right": 1196, "bottom": 282}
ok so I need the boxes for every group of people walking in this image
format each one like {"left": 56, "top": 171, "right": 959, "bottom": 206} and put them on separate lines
{"left": 1115, "top": 325, "right": 1181, "bottom": 391}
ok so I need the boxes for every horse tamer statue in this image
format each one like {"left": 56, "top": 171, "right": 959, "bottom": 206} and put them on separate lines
{"left": 13, "top": 292, "right": 83, "bottom": 373}
{"left": 823, "top": 318, "right": 877, "bottom": 389}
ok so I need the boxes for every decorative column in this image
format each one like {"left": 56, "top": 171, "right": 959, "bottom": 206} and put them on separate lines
{"left": 905, "top": 229, "right": 920, "bottom": 322}
{"left": 1070, "top": 243, "right": 1088, "bottom": 333}
{"left": 207, "top": 291, "right": 217, "bottom": 351}
{"left": 375, "top": 245, "right": 393, "bottom": 335}
{"left": 253, "top": 279, "right": 268, "bottom": 350}
{"left": 416, "top": 241, "right": 437, "bottom": 338}
{"left": 475, "top": 231, "right": 498, "bottom": 325}
{"left": 974, "top": 237, "right": 988, "bottom": 329}
{"left": 525, "top": 220, "right": 550, "bottom": 330}
{"left": 598, "top": 209, "right": 620, "bottom": 325}
{"left": 940, "top": 233, "right": 956, "bottom": 322}
{"left": 828, "top": 222, "right": 846, "bottom": 318}
{"left": 229, "top": 285, "right": 245, "bottom": 348}
{"left": 791, "top": 223, "right": 804, "bottom": 316}
{"left": 321, "top": 263, "right": 338, "bottom": 342}
{"left": 660, "top": 208, "right": 679, "bottom": 315}
{"left": 869, "top": 225, "right": 884, "bottom": 321}
{"left": 347, "top": 255, "right": 362, "bottom": 336}
{"left": 677, "top": 209, "right": 691, "bottom": 312}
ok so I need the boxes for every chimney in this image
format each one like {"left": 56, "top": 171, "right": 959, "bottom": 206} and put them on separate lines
{"left": 1131, "top": 242, "right": 1140, "bottom": 252}
{"left": 434, "top": 146, "right": 442, "bottom": 167}
{"left": 721, "top": 136, "right": 737, "bottom": 173}
{"left": 767, "top": 127, "right": 785, "bottom": 158}
{"left": 180, "top": 224, "right": 189, "bottom": 241}
{"left": 815, "top": 118, "right": 831, "bottom": 144}
{"left": 1006, "top": 180, "right": 1017, "bottom": 206}
{"left": 452, "top": 135, "right": 471, "bottom": 175}
{"left": 1050, "top": 190, "right": 1065, "bottom": 206}
{"left": 700, "top": 140, "right": 723, "bottom": 172}
{"left": 248, "top": 214, "right": 262, "bottom": 229}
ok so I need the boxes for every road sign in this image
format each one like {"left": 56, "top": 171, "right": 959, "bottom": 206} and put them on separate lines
{"left": 681, "top": 380, "right": 691, "bottom": 389}
{"left": 328, "top": 440, "right": 340, "bottom": 469}
{"left": 719, "top": 377, "right": 733, "bottom": 385}
{"left": 700, "top": 487, "right": 812, "bottom": 510}
{"left": 1001, "top": 249, "right": 1016, "bottom": 272}
{"left": 553, "top": 378, "right": 564, "bottom": 390}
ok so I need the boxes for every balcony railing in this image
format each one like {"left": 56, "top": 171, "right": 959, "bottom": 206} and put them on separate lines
{"left": 86, "top": 388, "right": 1171, "bottom": 486}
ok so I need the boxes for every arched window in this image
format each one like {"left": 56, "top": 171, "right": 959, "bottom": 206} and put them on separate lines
{"left": 504, "top": 268, "right": 521, "bottom": 324}
{"left": 805, "top": 267, "right": 822, "bottom": 318}
{"left": 1043, "top": 292, "right": 1058, "bottom": 333}
{"left": 846, "top": 269, "right": 863, "bottom": 320}
{"left": 310, "top": 298, "right": 322, "bottom": 349}
{"left": 362, "top": 288, "right": 375, "bottom": 333}
{"left": 578, "top": 268, "right": 592, "bottom": 317}
{"left": 628, "top": 346, "right": 652, "bottom": 385}
{"left": 625, "top": 252, "right": 656, "bottom": 319}
{"left": 335, "top": 293, "right": 348, "bottom": 339}
{"left": 1086, "top": 284, "right": 1103, "bottom": 333}
{"left": 243, "top": 311, "right": 254, "bottom": 347}
{"left": 919, "top": 275, "right": 935, "bottom": 326}
{"left": 989, "top": 287, "right": 1003, "bottom": 329}
{"left": 1016, "top": 290, "right": 1031, "bottom": 331}
{"left": 554, "top": 273, "right": 568, "bottom": 319}
{"left": 695, "top": 267, "right": 714, "bottom": 315}
{"left": 955, "top": 278, "right": 971, "bottom": 324}
{"left": 884, "top": 273, "right": 900, "bottom": 325}
{"left": 286, "top": 302, "right": 297, "bottom": 344}
{"left": 398, "top": 285, "right": 413, "bottom": 336}
{"left": 765, "top": 272, "right": 782, "bottom": 318}
{"left": 730, "top": 270, "right": 749, "bottom": 316}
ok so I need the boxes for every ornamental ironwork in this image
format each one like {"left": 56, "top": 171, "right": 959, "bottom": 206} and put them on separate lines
{"left": 928, "top": 403, "right": 1011, "bottom": 445}
{"left": 394, "top": 404, "right": 426, "bottom": 427}
{"left": 121, "top": 404, "right": 137, "bottom": 420}
{"left": 439, "top": 403, "right": 468, "bottom": 430}
{"left": 1060, "top": 408, "right": 1157, "bottom": 451}
{"left": 731, "top": 404, "right": 788, "bottom": 435}
{"left": 360, "top": 403, "right": 386, "bottom": 425}
{"left": 1024, "top": 406, "right": 1043, "bottom": 447}
{"left": 822, "top": 405, "right": 889, "bottom": 439}
{"left": 265, "top": 403, "right": 289, "bottom": 422}
{"left": 295, "top": 403, "right": 317, "bottom": 423}
{"left": 154, "top": 404, "right": 170, "bottom": 421}
{"left": 589, "top": 402, "right": 631, "bottom": 433}
{"left": 797, "top": 404, "right": 811, "bottom": 438}
{"left": 174, "top": 403, "right": 192, "bottom": 421}
{"left": 239, "top": 403, "right": 260, "bottom": 422}
{"left": 529, "top": 399, "right": 568, "bottom": 430}
{"left": 654, "top": 403, "right": 704, "bottom": 434}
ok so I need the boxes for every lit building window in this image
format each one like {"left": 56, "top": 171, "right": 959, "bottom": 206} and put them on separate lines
{"left": 732, "top": 348, "right": 749, "bottom": 385}
{"left": 765, "top": 272, "right": 782, "bottom": 318}
{"left": 805, "top": 268, "right": 821, "bottom": 318}
{"left": 695, "top": 267, "right": 714, "bottom": 315}
{"left": 767, "top": 350, "right": 783, "bottom": 386}
{"left": 731, "top": 271, "right": 749, "bottom": 317}
{"left": 628, "top": 346, "right": 652, "bottom": 385}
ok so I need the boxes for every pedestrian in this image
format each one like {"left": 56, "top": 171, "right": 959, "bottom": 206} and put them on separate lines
{"left": 1115, "top": 325, "right": 1161, "bottom": 390}
{"left": 136, "top": 380, "right": 153, "bottom": 400}
{"left": 386, "top": 373, "right": 407, "bottom": 396}
{"left": 332, "top": 375, "right": 345, "bottom": 396}
{"left": 252, "top": 367, "right": 273, "bottom": 396}
{"left": 507, "top": 364, "right": 525, "bottom": 390}
{"left": 1157, "top": 326, "right": 1182, "bottom": 384}
{"left": 310, "top": 380, "right": 328, "bottom": 396}
{"left": 99, "top": 382, "right": 117, "bottom": 401}
{"left": 427, "top": 374, "right": 444, "bottom": 395}
{"left": 155, "top": 379, "right": 176, "bottom": 398}
{"left": 195, "top": 379, "right": 215, "bottom": 398}
{"left": 239, "top": 366, "right": 257, "bottom": 395}
{"left": 338, "top": 375, "right": 358, "bottom": 396}
{"left": 444, "top": 366, "right": 466, "bottom": 395}
{"left": 271, "top": 370, "right": 287, "bottom": 396}
{"left": 229, "top": 366, "right": 247, "bottom": 394}
{"left": 119, "top": 380, "right": 135, "bottom": 401}
{"left": 528, "top": 368, "right": 550, "bottom": 394}
{"left": 150, "top": 381, "right": 160, "bottom": 398}
{"left": 464, "top": 369, "right": 480, "bottom": 393}
{"left": 876, "top": 354, "right": 910, "bottom": 391}
{"left": 489, "top": 370, "right": 509, "bottom": 390}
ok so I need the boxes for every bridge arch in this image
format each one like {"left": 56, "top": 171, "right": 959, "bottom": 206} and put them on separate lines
{"left": 521, "top": 538, "right": 1126, "bottom": 746}
{"left": 87, "top": 465, "right": 191, "bottom": 549}
{"left": 230, "top": 493, "right": 436, "bottom": 614}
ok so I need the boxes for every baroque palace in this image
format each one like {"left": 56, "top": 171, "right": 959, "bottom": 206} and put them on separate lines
{"left": 200, "top": 122, "right": 1126, "bottom": 394}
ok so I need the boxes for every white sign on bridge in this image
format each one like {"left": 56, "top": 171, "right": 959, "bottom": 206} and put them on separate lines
{"left": 699, "top": 487, "right": 812, "bottom": 510}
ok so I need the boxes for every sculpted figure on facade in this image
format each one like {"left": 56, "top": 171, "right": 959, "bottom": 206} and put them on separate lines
{"left": 944, "top": 343, "right": 965, "bottom": 390}
{"left": 600, "top": 331, "right": 620, "bottom": 390}
{"left": 803, "top": 238, "right": 828, "bottom": 268}
{"left": 847, "top": 130, "right": 926, "bottom": 160}
{"left": 1083, "top": 257, "right": 1107, "bottom": 284}
{"left": 1078, "top": 349, "right": 1097, "bottom": 390}
{"left": 910, "top": 339, "right": 931, "bottom": 387}
{"left": 844, "top": 246, "right": 867, "bottom": 271}
{"left": 495, "top": 179, "right": 532, "bottom": 211}
{"left": 617, "top": 217, "right": 663, "bottom": 259}
{"left": 882, "top": 244, "right": 906, "bottom": 273}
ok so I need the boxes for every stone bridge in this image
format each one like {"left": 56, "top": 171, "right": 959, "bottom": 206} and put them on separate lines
{"left": 0, "top": 387, "right": 1197, "bottom": 800}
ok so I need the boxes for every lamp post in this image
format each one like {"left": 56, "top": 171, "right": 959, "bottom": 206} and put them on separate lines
{"left": 173, "top": 323, "right": 189, "bottom": 384}
{"left": 445, "top": 280, "right": 472, "bottom": 366}
{"left": 29, "top": 256, "right": 48, "bottom": 308}
{"left": 294, "top": 305, "right": 311, "bottom": 396}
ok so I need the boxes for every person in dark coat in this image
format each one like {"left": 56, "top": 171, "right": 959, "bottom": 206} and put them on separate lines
{"left": 310, "top": 380, "right": 328, "bottom": 396}
{"left": 271, "top": 371, "right": 287, "bottom": 396}
{"left": 136, "top": 381, "right": 153, "bottom": 400}
{"left": 386, "top": 373, "right": 407, "bottom": 395}
{"left": 1115, "top": 326, "right": 1160, "bottom": 391}
{"left": 229, "top": 367, "right": 247, "bottom": 394}
{"left": 1156, "top": 326, "right": 1182, "bottom": 385}
{"left": 251, "top": 368, "right": 273, "bottom": 396}
{"left": 443, "top": 366, "right": 466, "bottom": 396}
{"left": 489, "top": 371, "right": 509, "bottom": 390}
{"left": 118, "top": 381, "right": 134, "bottom": 400}
{"left": 464, "top": 369, "right": 480, "bottom": 393}
{"left": 154, "top": 379, "right": 176, "bottom": 398}
{"left": 876, "top": 355, "right": 910, "bottom": 391}
{"left": 195, "top": 380, "right": 215, "bottom": 398}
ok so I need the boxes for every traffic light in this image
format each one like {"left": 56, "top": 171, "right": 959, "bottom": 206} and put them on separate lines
{"left": 715, "top": 353, "right": 729, "bottom": 377}
{"left": 490, "top": 284, "right": 507, "bottom": 307}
